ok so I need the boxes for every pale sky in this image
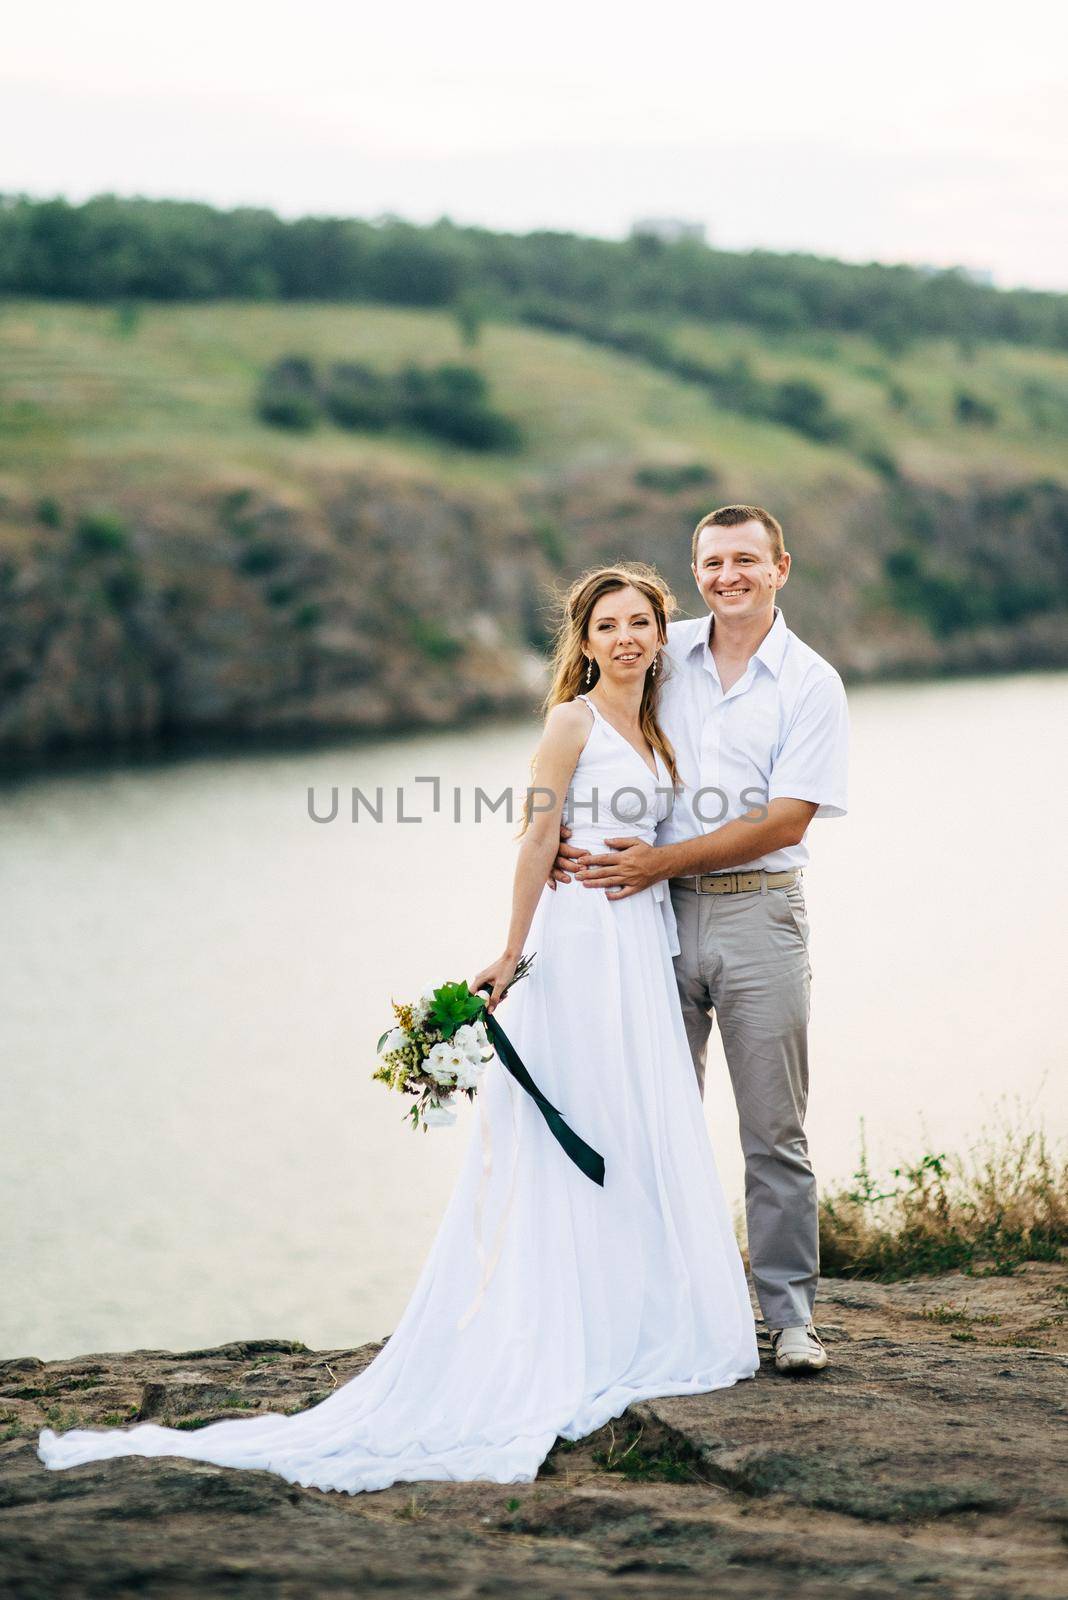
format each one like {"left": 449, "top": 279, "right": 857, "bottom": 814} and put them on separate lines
{"left": 4, "top": 0, "right": 1067, "bottom": 290}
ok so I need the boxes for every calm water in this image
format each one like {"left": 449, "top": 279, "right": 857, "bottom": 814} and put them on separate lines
{"left": 2, "top": 673, "right": 1066, "bottom": 1360}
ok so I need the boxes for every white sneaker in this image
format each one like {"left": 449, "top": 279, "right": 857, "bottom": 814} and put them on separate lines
{"left": 769, "top": 1324, "right": 828, "bottom": 1373}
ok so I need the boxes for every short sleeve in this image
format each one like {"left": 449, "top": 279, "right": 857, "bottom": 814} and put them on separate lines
{"left": 768, "top": 671, "right": 849, "bottom": 819}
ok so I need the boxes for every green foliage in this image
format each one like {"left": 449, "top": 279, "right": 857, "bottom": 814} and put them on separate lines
{"left": 394, "top": 1493, "right": 429, "bottom": 1520}
{"left": 885, "top": 379, "right": 911, "bottom": 413}
{"left": 238, "top": 540, "right": 284, "bottom": 576}
{"left": 36, "top": 495, "right": 62, "bottom": 528}
{"left": 103, "top": 566, "right": 143, "bottom": 610}
{"left": 322, "top": 362, "right": 393, "bottom": 430}
{"left": 519, "top": 305, "right": 854, "bottom": 450}
{"left": 114, "top": 299, "right": 142, "bottom": 337}
{"left": 427, "top": 980, "right": 485, "bottom": 1037}
{"left": 1019, "top": 376, "right": 1068, "bottom": 432}
{"left": 884, "top": 545, "right": 977, "bottom": 634}
{"left": 259, "top": 391, "right": 319, "bottom": 430}
{"left": 362, "top": 227, "right": 464, "bottom": 306}
{"left": 533, "top": 517, "right": 568, "bottom": 568}
{"left": 819, "top": 1127, "right": 1068, "bottom": 1279}
{"left": 219, "top": 487, "right": 254, "bottom": 528}
{"left": 409, "top": 618, "right": 464, "bottom": 661}
{"left": 592, "top": 1424, "right": 706, "bottom": 1483}
{"left": 256, "top": 356, "right": 319, "bottom": 430}
{"left": 0, "top": 398, "right": 50, "bottom": 436}
{"left": 454, "top": 291, "right": 486, "bottom": 348}
{"left": 258, "top": 354, "right": 522, "bottom": 452}
{"left": 3, "top": 195, "right": 1067, "bottom": 355}
{"left": 955, "top": 389, "right": 999, "bottom": 426}
{"left": 633, "top": 461, "right": 717, "bottom": 493}
{"left": 76, "top": 511, "right": 130, "bottom": 554}
{"left": 857, "top": 440, "right": 899, "bottom": 480}
{"left": 920, "top": 1303, "right": 999, "bottom": 1326}
{"left": 769, "top": 377, "right": 847, "bottom": 442}
{"left": 397, "top": 363, "right": 521, "bottom": 450}
{"left": 870, "top": 314, "right": 913, "bottom": 357}
{"left": 884, "top": 540, "right": 1056, "bottom": 636}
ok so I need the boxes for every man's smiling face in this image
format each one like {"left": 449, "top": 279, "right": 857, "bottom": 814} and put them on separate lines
{"left": 692, "top": 519, "right": 790, "bottom": 624}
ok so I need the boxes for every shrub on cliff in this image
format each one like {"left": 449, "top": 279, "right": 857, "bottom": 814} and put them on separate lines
{"left": 397, "top": 364, "right": 521, "bottom": 451}
{"left": 634, "top": 462, "right": 717, "bottom": 493}
{"left": 323, "top": 363, "right": 393, "bottom": 430}
{"left": 818, "top": 1127, "right": 1067, "bottom": 1279}
{"left": 258, "top": 355, "right": 522, "bottom": 452}
{"left": 257, "top": 357, "right": 319, "bottom": 430}
{"left": 770, "top": 377, "right": 848, "bottom": 443}
{"left": 76, "top": 511, "right": 130, "bottom": 553}
{"left": 884, "top": 529, "right": 1059, "bottom": 637}
{"left": 955, "top": 389, "right": 999, "bottom": 426}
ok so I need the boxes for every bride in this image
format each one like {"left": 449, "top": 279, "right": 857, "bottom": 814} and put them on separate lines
{"left": 38, "top": 562, "right": 759, "bottom": 1494}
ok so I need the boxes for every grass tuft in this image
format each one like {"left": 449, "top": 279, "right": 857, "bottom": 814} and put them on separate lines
{"left": 819, "top": 1126, "right": 1067, "bottom": 1280}
{"left": 592, "top": 1423, "right": 707, "bottom": 1484}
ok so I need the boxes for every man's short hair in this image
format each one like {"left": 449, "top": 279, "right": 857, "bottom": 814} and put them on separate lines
{"left": 692, "top": 504, "right": 784, "bottom": 565}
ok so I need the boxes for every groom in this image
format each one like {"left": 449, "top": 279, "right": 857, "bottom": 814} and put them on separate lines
{"left": 553, "top": 504, "right": 849, "bottom": 1375}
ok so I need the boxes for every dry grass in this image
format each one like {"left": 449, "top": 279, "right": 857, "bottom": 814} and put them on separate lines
{"left": 818, "top": 1127, "right": 1068, "bottom": 1279}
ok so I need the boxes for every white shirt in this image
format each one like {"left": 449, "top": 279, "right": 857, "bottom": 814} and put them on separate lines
{"left": 656, "top": 606, "right": 849, "bottom": 872}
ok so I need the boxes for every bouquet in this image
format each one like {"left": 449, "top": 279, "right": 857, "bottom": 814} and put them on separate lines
{"left": 373, "top": 956, "right": 534, "bottom": 1131}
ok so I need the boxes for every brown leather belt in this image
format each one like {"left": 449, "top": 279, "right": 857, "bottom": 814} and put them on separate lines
{"left": 670, "top": 868, "right": 800, "bottom": 895}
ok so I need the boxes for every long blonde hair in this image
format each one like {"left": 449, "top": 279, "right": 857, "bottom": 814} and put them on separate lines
{"left": 542, "top": 562, "right": 680, "bottom": 790}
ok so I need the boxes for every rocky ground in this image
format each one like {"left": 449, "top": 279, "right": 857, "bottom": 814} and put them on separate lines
{"left": 1, "top": 1263, "right": 1065, "bottom": 1599}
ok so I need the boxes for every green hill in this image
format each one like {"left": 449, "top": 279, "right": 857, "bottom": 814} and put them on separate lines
{"left": 4, "top": 298, "right": 1068, "bottom": 489}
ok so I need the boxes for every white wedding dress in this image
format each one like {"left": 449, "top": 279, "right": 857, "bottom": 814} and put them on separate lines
{"left": 38, "top": 694, "right": 759, "bottom": 1493}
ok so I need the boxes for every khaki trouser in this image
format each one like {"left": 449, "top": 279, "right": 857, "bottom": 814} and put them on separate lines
{"left": 669, "top": 876, "right": 817, "bottom": 1330}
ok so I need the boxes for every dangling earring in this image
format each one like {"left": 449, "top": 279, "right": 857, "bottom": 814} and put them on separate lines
{"left": 584, "top": 658, "right": 593, "bottom": 687}
{"left": 651, "top": 653, "right": 659, "bottom": 678}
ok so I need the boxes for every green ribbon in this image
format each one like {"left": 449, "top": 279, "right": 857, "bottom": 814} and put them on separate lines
{"left": 479, "top": 1001, "right": 605, "bottom": 1187}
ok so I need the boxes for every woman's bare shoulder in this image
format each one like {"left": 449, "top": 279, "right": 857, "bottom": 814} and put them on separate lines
{"left": 538, "top": 697, "right": 593, "bottom": 755}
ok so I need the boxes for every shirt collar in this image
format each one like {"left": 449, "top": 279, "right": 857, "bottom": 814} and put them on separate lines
{"left": 683, "top": 606, "right": 788, "bottom": 679}
{"left": 753, "top": 606, "right": 789, "bottom": 678}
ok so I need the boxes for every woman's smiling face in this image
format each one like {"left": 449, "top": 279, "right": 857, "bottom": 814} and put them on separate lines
{"left": 584, "top": 584, "right": 658, "bottom": 681}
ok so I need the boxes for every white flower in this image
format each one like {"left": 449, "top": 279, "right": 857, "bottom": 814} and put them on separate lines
{"left": 453, "top": 1020, "right": 492, "bottom": 1060}
{"left": 423, "top": 1102, "right": 457, "bottom": 1128}
{"left": 380, "top": 1026, "right": 409, "bottom": 1056}
{"left": 453, "top": 1054, "right": 484, "bottom": 1091}
{"left": 426, "top": 1041, "right": 456, "bottom": 1085}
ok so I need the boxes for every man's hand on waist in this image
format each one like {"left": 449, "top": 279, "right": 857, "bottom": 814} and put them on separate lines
{"left": 548, "top": 821, "right": 591, "bottom": 890}
{"left": 575, "top": 838, "right": 675, "bottom": 900}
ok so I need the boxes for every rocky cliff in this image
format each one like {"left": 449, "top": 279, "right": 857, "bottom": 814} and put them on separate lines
{"left": 2, "top": 1263, "right": 1065, "bottom": 1598}
{"left": 2, "top": 465, "right": 1067, "bottom": 767}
